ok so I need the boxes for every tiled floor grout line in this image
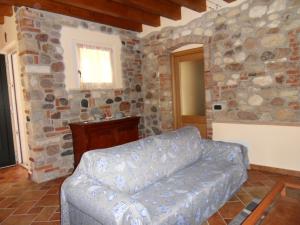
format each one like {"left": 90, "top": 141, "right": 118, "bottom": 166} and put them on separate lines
{"left": 235, "top": 194, "right": 246, "bottom": 207}
{"left": 12, "top": 188, "right": 45, "bottom": 216}
{"left": 217, "top": 211, "right": 227, "bottom": 225}
{"left": 38, "top": 207, "right": 59, "bottom": 223}
{"left": 1, "top": 166, "right": 300, "bottom": 225}
{"left": 1, "top": 207, "right": 15, "bottom": 224}
{"left": 0, "top": 174, "right": 61, "bottom": 224}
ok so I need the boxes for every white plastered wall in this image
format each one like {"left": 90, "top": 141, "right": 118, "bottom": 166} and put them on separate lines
{"left": 60, "top": 26, "right": 123, "bottom": 91}
{"left": 0, "top": 13, "right": 17, "bottom": 50}
{"left": 213, "top": 122, "right": 300, "bottom": 171}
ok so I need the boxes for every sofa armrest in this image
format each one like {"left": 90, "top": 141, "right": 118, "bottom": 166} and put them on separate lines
{"left": 61, "top": 173, "right": 151, "bottom": 225}
{"left": 200, "top": 139, "right": 249, "bottom": 169}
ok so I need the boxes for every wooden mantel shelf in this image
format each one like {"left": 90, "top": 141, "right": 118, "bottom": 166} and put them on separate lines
{"left": 70, "top": 116, "right": 139, "bottom": 126}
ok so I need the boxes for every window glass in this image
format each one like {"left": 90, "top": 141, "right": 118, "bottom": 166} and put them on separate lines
{"left": 77, "top": 44, "right": 114, "bottom": 89}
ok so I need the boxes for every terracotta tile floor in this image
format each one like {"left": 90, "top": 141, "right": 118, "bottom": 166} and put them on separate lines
{"left": 0, "top": 166, "right": 63, "bottom": 225}
{"left": 0, "top": 165, "right": 300, "bottom": 225}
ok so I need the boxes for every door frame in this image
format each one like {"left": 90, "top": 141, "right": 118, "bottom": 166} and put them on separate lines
{"left": 1, "top": 42, "right": 29, "bottom": 168}
{"left": 171, "top": 47, "right": 206, "bottom": 129}
{"left": 0, "top": 54, "right": 16, "bottom": 167}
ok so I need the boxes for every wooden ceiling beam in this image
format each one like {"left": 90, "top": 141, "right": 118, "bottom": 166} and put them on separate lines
{"left": 112, "top": 0, "right": 181, "bottom": 20}
{"left": 53, "top": 0, "right": 160, "bottom": 27}
{"left": 168, "top": 0, "right": 206, "bottom": 12}
{"left": 1, "top": 0, "right": 142, "bottom": 32}
{"left": 0, "top": 4, "right": 13, "bottom": 25}
{"left": 0, "top": 4, "right": 13, "bottom": 16}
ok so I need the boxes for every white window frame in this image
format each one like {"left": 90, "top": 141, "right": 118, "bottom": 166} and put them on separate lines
{"left": 76, "top": 42, "right": 116, "bottom": 90}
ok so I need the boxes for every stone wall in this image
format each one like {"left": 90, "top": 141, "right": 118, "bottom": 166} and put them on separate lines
{"left": 142, "top": 0, "right": 300, "bottom": 138}
{"left": 14, "top": 0, "right": 300, "bottom": 182}
{"left": 16, "top": 7, "right": 143, "bottom": 182}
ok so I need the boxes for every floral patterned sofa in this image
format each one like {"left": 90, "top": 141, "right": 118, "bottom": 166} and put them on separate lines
{"left": 61, "top": 126, "right": 248, "bottom": 225}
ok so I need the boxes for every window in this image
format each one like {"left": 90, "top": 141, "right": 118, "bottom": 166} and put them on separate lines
{"left": 77, "top": 44, "right": 114, "bottom": 89}
{"left": 61, "top": 26, "right": 123, "bottom": 90}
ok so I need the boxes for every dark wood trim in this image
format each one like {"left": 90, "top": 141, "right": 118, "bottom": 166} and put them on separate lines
{"left": 0, "top": 4, "right": 13, "bottom": 24}
{"left": 243, "top": 181, "right": 284, "bottom": 225}
{"left": 243, "top": 180, "right": 300, "bottom": 225}
{"left": 168, "top": 0, "right": 206, "bottom": 12}
{"left": 171, "top": 47, "right": 204, "bottom": 58}
{"left": 171, "top": 47, "right": 204, "bottom": 129}
{"left": 70, "top": 117, "right": 140, "bottom": 166}
{"left": 250, "top": 164, "right": 300, "bottom": 178}
{"left": 112, "top": 0, "right": 181, "bottom": 20}
{"left": 3, "top": 0, "right": 142, "bottom": 32}
{"left": 0, "top": 4, "right": 13, "bottom": 16}
{"left": 1, "top": 0, "right": 230, "bottom": 32}
{"left": 53, "top": 0, "right": 160, "bottom": 27}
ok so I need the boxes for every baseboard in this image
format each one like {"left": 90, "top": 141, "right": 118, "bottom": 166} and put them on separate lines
{"left": 250, "top": 164, "right": 300, "bottom": 178}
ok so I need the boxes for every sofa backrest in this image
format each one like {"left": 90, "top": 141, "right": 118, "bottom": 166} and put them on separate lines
{"left": 77, "top": 126, "right": 203, "bottom": 194}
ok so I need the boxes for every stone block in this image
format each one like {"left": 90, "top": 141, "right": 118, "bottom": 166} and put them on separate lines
{"left": 261, "top": 34, "right": 286, "bottom": 48}
{"left": 237, "top": 111, "right": 258, "bottom": 120}
{"left": 249, "top": 6, "right": 267, "bottom": 18}
{"left": 51, "top": 62, "right": 65, "bottom": 72}
{"left": 252, "top": 76, "right": 273, "bottom": 87}
{"left": 248, "top": 95, "right": 264, "bottom": 106}
{"left": 61, "top": 149, "right": 73, "bottom": 156}
{"left": 35, "top": 33, "right": 48, "bottom": 42}
{"left": 25, "top": 65, "right": 51, "bottom": 74}
{"left": 46, "top": 144, "right": 59, "bottom": 156}
{"left": 62, "top": 142, "right": 73, "bottom": 149}
{"left": 275, "top": 109, "right": 295, "bottom": 121}
{"left": 268, "top": 0, "right": 286, "bottom": 14}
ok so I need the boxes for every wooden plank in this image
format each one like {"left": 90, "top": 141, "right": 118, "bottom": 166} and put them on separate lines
{"left": 168, "top": 0, "right": 206, "bottom": 12}
{"left": 250, "top": 164, "right": 300, "bottom": 178}
{"left": 0, "top": 4, "right": 13, "bottom": 17}
{"left": 285, "top": 181, "right": 300, "bottom": 190}
{"left": 243, "top": 181, "right": 285, "bottom": 225}
{"left": 53, "top": 0, "right": 160, "bottom": 27}
{"left": 182, "top": 115, "right": 207, "bottom": 123}
{"left": 261, "top": 197, "right": 300, "bottom": 225}
{"left": 1, "top": 0, "right": 142, "bottom": 32}
{"left": 112, "top": 0, "right": 181, "bottom": 20}
{"left": 171, "top": 47, "right": 207, "bottom": 138}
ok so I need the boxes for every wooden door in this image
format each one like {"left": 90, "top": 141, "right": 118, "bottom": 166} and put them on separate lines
{"left": 0, "top": 54, "right": 16, "bottom": 167}
{"left": 172, "top": 48, "right": 207, "bottom": 138}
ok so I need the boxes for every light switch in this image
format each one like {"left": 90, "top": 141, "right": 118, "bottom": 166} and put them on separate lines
{"left": 213, "top": 104, "right": 222, "bottom": 111}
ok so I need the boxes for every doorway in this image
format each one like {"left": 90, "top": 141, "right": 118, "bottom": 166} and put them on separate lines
{"left": 6, "top": 51, "right": 29, "bottom": 168}
{"left": 171, "top": 47, "right": 207, "bottom": 138}
{"left": 0, "top": 54, "right": 16, "bottom": 167}
{"left": 0, "top": 46, "right": 29, "bottom": 169}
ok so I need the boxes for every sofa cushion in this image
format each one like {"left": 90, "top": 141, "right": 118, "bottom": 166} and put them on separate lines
{"left": 131, "top": 159, "right": 247, "bottom": 225}
{"left": 153, "top": 126, "right": 203, "bottom": 176}
{"left": 77, "top": 126, "right": 203, "bottom": 194}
